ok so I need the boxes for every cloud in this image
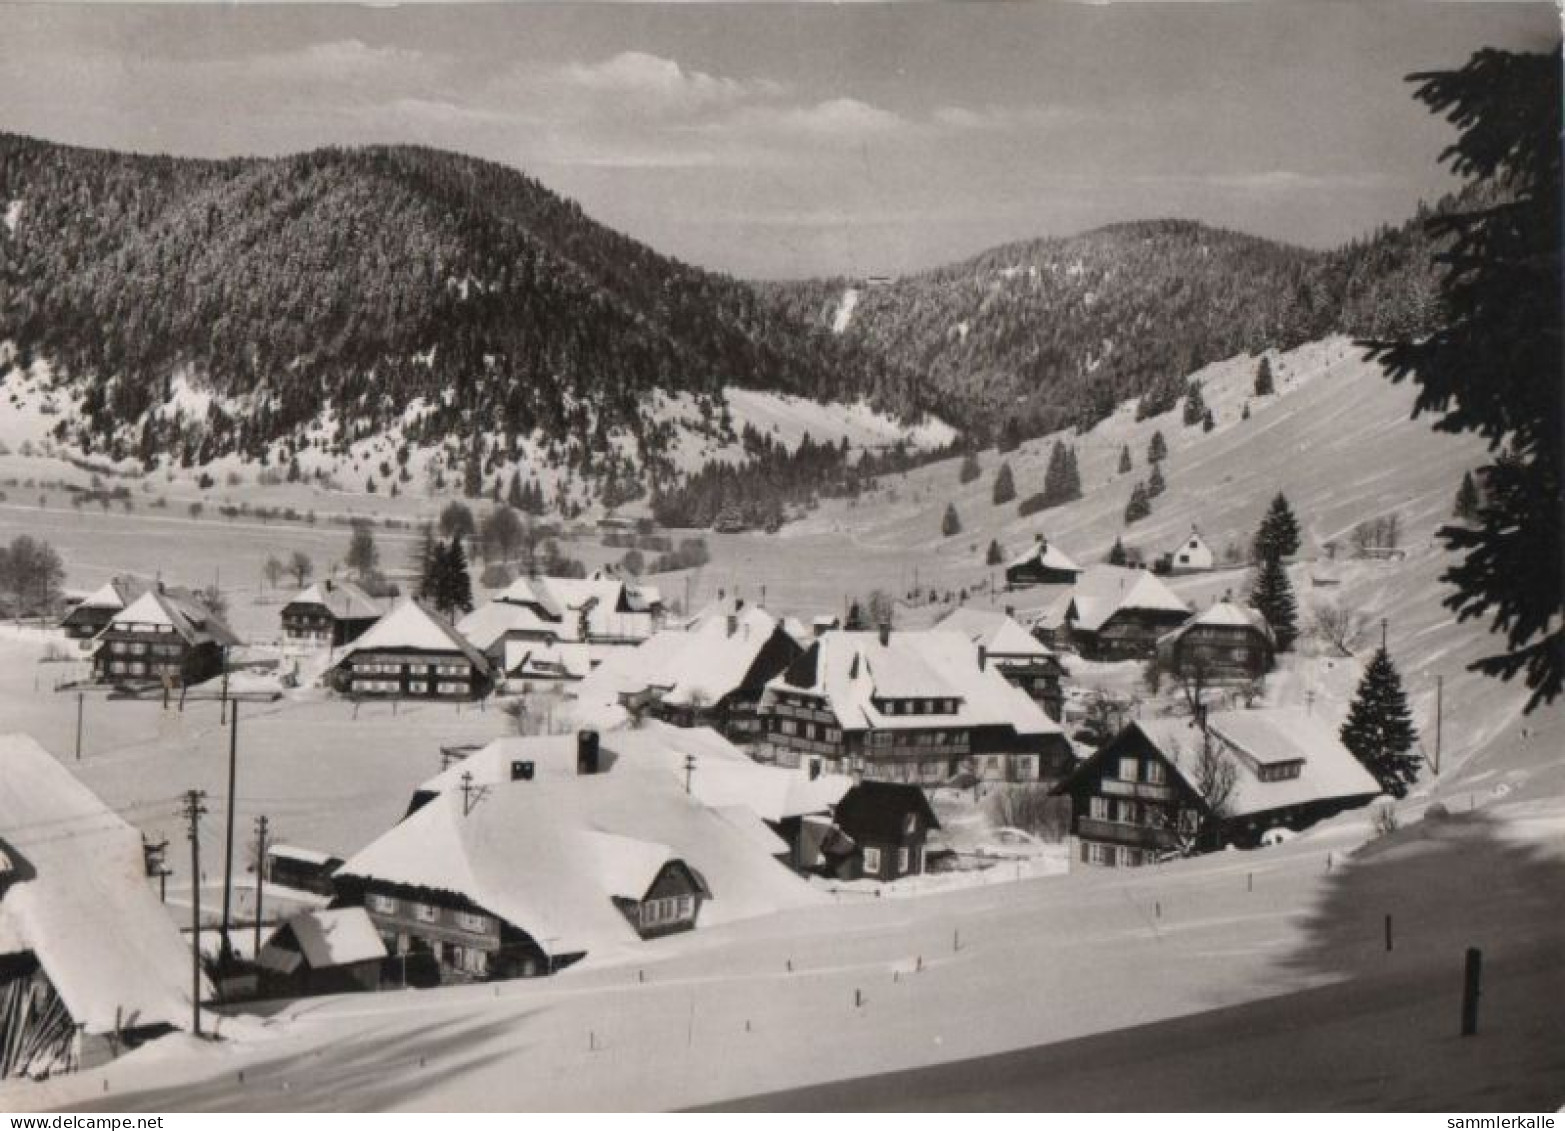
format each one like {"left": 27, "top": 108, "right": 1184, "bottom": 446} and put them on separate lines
{"left": 555, "top": 51, "right": 785, "bottom": 115}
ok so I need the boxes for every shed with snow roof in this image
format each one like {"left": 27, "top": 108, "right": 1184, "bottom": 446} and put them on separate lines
{"left": 1004, "top": 534, "right": 1084, "bottom": 589}
{"left": 257, "top": 907, "right": 386, "bottom": 997}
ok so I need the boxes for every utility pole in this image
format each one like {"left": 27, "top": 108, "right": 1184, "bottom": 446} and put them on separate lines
{"left": 684, "top": 754, "right": 696, "bottom": 795}
{"left": 219, "top": 701, "right": 240, "bottom": 966}
{"left": 74, "top": 692, "right": 84, "bottom": 761}
{"left": 181, "top": 790, "right": 208, "bottom": 1038}
{"left": 1379, "top": 617, "right": 1389, "bottom": 652}
{"left": 460, "top": 771, "right": 477, "bottom": 816}
{"left": 1433, "top": 674, "right": 1443, "bottom": 775}
{"left": 252, "top": 816, "right": 270, "bottom": 962}
{"left": 219, "top": 645, "right": 231, "bottom": 726}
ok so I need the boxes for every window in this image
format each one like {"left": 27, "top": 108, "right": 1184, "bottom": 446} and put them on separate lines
{"left": 896, "top": 847, "right": 910, "bottom": 874}
{"left": 409, "top": 681, "right": 428, "bottom": 694}
{"left": 903, "top": 812, "right": 918, "bottom": 835}
{"left": 1117, "top": 757, "right": 1139, "bottom": 782}
{"left": 1089, "top": 796, "right": 1110, "bottom": 820}
{"left": 862, "top": 847, "right": 882, "bottom": 874}
{"left": 1145, "top": 761, "right": 1167, "bottom": 785}
{"left": 414, "top": 902, "right": 439, "bottom": 923}
{"left": 1117, "top": 846, "right": 1142, "bottom": 868}
{"left": 1084, "top": 842, "right": 1111, "bottom": 866}
{"left": 367, "top": 893, "right": 398, "bottom": 915}
{"left": 456, "top": 910, "right": 488, "bottom": 933}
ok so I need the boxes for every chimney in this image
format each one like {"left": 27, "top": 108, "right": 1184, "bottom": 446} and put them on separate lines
{"left": 1005, "top": 605, "right": 1015, "bottom": 618}
{"left": 727, "top": 614, "right": 738, "bottom": 637}
{"left": 808, "top": 757, "right": 822, "bottom": 781}
{"left": 978, "top": 645, "right": 987, "bottom": 672}
{"left": 510, "top": 759, "right": 535, "bottom": 782}
{"left": 878, "top": 623, "right": 890, "bottom": 646}
{"left": 576, "top": 729, "right": 600, "bottom": 776}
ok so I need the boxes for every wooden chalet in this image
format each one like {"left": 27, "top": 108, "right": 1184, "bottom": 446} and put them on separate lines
{"left": 1041, "top": 565, "right": 1190, "bottom": 661}
{"left": 756, "top": 627, "right": 1075, "bottom": 787}
{"left": 257, "top": 908, "right": 386, "bottom": 998}
{"left": 90, "top": 586, "right": 241, "bottom": 687}
{"left": 492, "top": 571, "right": 664, "bottom": 645}
{"left": 333, "top": 729, "right": 814, "bottom": 983}
{"left": 328, "top": 599, "right": 495, "bottom": 700}
{"left": 59, "top": 576, "right": 152, "bottom": 640}
{"left": 1055, "top": 710, "right": 1381, "bottom": 867}
{"left": 1157, "top": 599, "right": 1276, "bottom": 681}
{"left": 825, "top": 781, "right": 940, "bottom": 881}
{"left": 1004, "top": 534, "right": 1084, "bottom": 589}
{"left": 280, "top": 579, "right": 381, "bottom": 649}
{"left": 0, "top": 735, "right": 208, "bottom": 1079}
{"left": 936, "top": 606, "right": 1067, "bottom": 720}
{"left": 569, "top": 600, "right": 803, "bottom": 741}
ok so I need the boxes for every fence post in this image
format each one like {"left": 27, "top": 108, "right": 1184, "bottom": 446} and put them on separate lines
{"left": 1384, "top": 914, "right": 1393, "bottom": 952}
{"left": 1461, "top": 947, "right": 1482, "bottom": 1036}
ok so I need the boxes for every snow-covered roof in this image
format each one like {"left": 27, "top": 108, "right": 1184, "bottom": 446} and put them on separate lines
{"left": 0, "top": 734, "right": 207, "bottom": 1034}
{"left": 936, "top": 607, "right": 1056, "bottom": 660}
{"left": 573, "top": 604, "right": 795, "bottom": 710}
{"left": 332, "top": 599, "right": 492, "bottom": 672}
{"left": 260, "top": 907, "right": 386, "bottom": 973}
{"left": 769, "top": 630, "right": 1067, "bottom": 739}
{"left": 414, "top": 721, "right": 850, "bottom": 824}
{"left": 503, "top": 640, "right": 600, "bottom": 681}
{"left": 282, "top": 579, "right": 381, "bottom": 622}
{"left": 1043, "top": 566, "right": 1190, "bottom": 633}
{"left": 494, "top": 575, "right": 660, "bottom": 641}
{"left": 1006, "top": 538, "right": 1082, "bottom": 575}
{"left": 458, "top": 601, "right": 559, "bottom": 653}
{"left": 1134, "top": 710, "right": 1381, "bottom": 820}
{"left": 70, "top": 576, "right": 153, "bottom": 615}
{"left": 267, "top": 844, "right": 339, "bottom": 868}
{"left": 105, "top": 588, "right": 242, "bottom": 648}
{"left": 339, "top": 742, "right": 819, "bottom": 958}
{"left": 1158, "top": 600, "right": 1275, "bottom": 648}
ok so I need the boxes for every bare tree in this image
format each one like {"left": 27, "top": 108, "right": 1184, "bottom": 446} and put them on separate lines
{"left": 1169, "top": 656, "right": 1214, "bottom": 718}
{"left": 1155, "top": 728, "right": 1238, "bottom": 856}
{"left": 287, "top": 550, "right": 314, "bottom": 588}
{"left": 263, "top": 555, "right": 285, "bottom": 592}
{"left": 1312, "top": 600, "right": 1368, "bottom": 656}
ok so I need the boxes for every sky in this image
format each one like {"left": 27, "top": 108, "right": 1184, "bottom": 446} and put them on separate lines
{"left": 1, "top": 3, "right": 1556, "bottom": 279}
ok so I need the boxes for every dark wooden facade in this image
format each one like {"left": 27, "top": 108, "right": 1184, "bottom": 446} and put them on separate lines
{"left": 644, "top": 624, "right": 803, "bottom": 742}
{"left": 1157, "top": 620, "right": 1275, "bottom": 681}
{"left": 1065, "top": 606, "right": 1190, "bottom": 662}
{"left": 332, "top": 648, "right": 493, "bottom": 700}
{"left": 1055, "top": 725, "right": 1193, "bottom": 868}
{"left": 829, "top": 782, "right": 940, "bottom": 881}
{"left": 611, "top": 860, "right": 708, "bottom": 940}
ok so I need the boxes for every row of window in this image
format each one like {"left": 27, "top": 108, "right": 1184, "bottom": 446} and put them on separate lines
{"left": 770, "top": 718, "right": 843, "bottom": 743}
{"left": 1115, "top": 757, "right": 1168, "bottom": 785}
{"left": 872, "top": 697, "right": 961, "bottom": 717}
{"left": 862, "top": 846, "right": 916, "bottom": 874}
{"left": 107, "top": 641, "right": 185, "bottom": 657}
{"left": 1089, "top": 796, "right": 1195, "bottom": 831}
{"left": 112, "top": 623, "right": 177, "bottom": 635}
{"left": 640, "top": 894, "right": 696, "bottom": 928}
{"left": 105, "top": 660, "right": 182, "bottom": 676}
{"left": 1082, "top": 842, "right": 1149, "bottom": 867}
{"left": 366, "top": 893, "right": 490, "bottom": 933}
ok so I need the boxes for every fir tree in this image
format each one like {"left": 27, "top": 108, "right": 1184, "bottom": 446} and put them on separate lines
{"left": 1339, "top": 647, "right": 1422, "bottom": 797}
{"left": 1148, "top": 462, "right": 1167, "bottom": 498}
{"left": 412, "top": 523, "right": 439, "bottom": 602}
{"left": 1148, "top": 431, "right": 1168, "bottom": 464}
{"left": 345, "top": 519, "right": 379, "bottom": 578}
{"left": 1252, "top": 492, "right": 1302, "bottom": 562}
{"left": 1202, "top": 408, "right": 1215, "bottom": 433}
{"left": 986, "top": 539, "right": 1004, "bottom": 566}
{"left": 958, "top": 450, "right": 981, "bottom": 485}
{"left": 1242, "top": 402, "right": 1251, "bottom": 421}
{"left": 1255, "top": 356, "right": 1275, "bottom": 396}
{"left": 1118, "top": 445, "right": 1132, "bottom": 474}
{"left": 1452, "top": 470, "right": 1482, "bottom": 522}
{"left": 507, "top": 470, "right": 525, "bottom": 510}
{"left": 1125, "top": 481, "right": 1152, "bottom": 524}
{"left": 435, "top": 534, "right": 475, "bottom": 617}
{"left": 992, "top": 462, "right": 1017, "bottom": 505}
{"left": 942, "top": 502, "right": 962, "bottom": 537}
{"left": 1183, "top": 380, "right": 1208, "bottom": 427}
{"left": 1108, "top": 536, "right": 1128, "bottom": 566}
{"left": 463, "top": 435, "right": 484, "bottom": 500}
{"left": 1248, "top": 555, "right": 1299, "bottom": 651}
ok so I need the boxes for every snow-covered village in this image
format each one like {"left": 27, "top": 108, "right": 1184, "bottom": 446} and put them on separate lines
{"left": 0, "top": 2, "right": 1560, "bottom": 1116}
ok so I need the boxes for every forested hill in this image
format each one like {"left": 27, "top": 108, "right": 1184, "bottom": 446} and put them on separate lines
{"left": 763, "top": 212, "right": 1452, "bottom": 441}
{"left": 0, "top": 133, "right": 922, "bottom": 484}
